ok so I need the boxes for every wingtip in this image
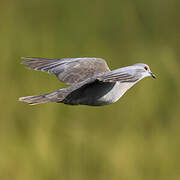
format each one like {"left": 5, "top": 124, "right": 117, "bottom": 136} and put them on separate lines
{"left": 21, "top": 57, "right": 33, "bottom": 60}
{"left": 21, "top": 57, "right": 30, "bottom": 61}
{"left": 20, "top": 57, "right": 30, "bottom": 64}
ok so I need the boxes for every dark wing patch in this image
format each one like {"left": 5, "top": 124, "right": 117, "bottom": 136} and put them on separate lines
{"left": 21, "top": 57, "right": 110, "bottom": 84}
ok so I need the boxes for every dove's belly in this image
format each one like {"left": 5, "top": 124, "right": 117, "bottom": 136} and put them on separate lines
{"left": 97, "top": 82, "right": 134, "bottom": 105}
{"left": 63, "top": 81, "right": 135, "bottom": 106}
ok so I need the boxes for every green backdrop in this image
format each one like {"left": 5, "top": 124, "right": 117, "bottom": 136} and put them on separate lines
{"left": 0, "top": 0, "right": 180, "bottom": 179}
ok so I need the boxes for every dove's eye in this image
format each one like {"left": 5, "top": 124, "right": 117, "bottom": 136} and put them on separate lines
{"left": 144, "top": 66, "right": 148, "bottom": 71}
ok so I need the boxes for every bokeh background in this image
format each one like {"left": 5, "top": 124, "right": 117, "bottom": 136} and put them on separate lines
{"left": 1, "top": 0, "right": 180, "bottom": 179}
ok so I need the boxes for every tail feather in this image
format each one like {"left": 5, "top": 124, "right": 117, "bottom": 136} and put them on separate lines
{"left": 19, "top": 95, "right": 50, "bottom": 105}
{"left": 19, "top": 90, "right": 64, "bottom": 105}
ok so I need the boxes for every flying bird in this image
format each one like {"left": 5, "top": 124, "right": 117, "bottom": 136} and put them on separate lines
{"left": 19, "top": 57, "right": 156, "bottom": 106}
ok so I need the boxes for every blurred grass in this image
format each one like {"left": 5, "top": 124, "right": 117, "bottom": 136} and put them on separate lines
{"left": 0, "top": 0, "right": 180, "bottom": 179}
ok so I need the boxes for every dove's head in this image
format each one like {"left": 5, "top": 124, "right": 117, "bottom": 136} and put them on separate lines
{"left": 132, "top": 63, "right": 156, "bottom": 79}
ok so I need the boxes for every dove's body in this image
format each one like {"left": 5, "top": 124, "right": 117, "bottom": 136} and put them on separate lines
{"left": 19, "top": 57, "right": 155, "bottom": 106}
{"left": 63, "top": 81, "right": 134, "bottom": 106}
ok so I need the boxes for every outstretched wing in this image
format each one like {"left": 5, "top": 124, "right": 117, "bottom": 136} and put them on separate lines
{"left": 21, "top": 57, "right": 110, "bottom": 84}
{"left": 97, "top": 69, "right": 140, "bottom": 83}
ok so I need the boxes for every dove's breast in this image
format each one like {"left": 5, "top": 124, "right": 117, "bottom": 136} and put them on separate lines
{"left": 62, "top": 80, "right": 137, "bottom": 106}
{"left": 98, "top": 82, "right": 135, "bottom": 105}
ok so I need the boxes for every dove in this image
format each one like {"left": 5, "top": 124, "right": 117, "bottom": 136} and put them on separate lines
{"left": 19, "top": 57, "right": 156, "bottom": 106}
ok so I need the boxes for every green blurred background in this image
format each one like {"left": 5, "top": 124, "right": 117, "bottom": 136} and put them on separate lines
{"left": 1, "top": 0, "right": 180, "bottom": 179}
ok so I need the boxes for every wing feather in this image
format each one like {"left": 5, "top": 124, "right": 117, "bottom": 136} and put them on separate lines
{"left": 97, "top": 71, "right": 139, "bottom": 83}
{"left": 21, "top": 57, "right": 110, "bottom": 84}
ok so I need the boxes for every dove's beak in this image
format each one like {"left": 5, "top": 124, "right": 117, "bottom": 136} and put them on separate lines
{"left": 150, "top": 72, "right": 156, "bottom": 79}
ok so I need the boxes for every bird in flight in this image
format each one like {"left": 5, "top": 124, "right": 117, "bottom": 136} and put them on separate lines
{"left": 19, "top": 57, "right": 156, "bottom": 106}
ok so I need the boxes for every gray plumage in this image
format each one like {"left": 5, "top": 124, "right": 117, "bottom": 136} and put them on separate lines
{"left": 19, "top": 57, "right": 156, "bottom": 106}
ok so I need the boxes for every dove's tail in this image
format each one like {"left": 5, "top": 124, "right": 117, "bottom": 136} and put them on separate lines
{"left": 19, "top": 89, "right": 67, "bottom": 105}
